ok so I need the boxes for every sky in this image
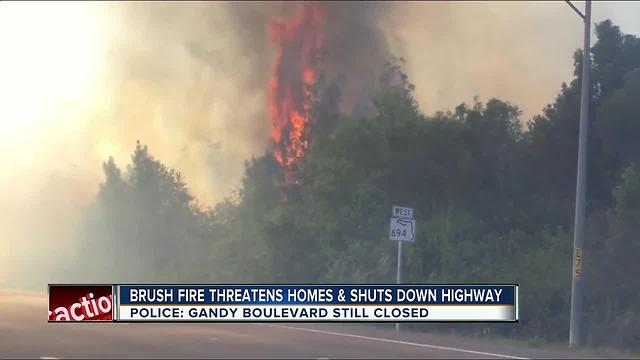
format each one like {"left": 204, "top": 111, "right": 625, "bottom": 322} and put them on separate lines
{"left": 0, "top": 1, "right": 639, "bottom": 286}
{"left": 392, "top": 1, "right": 640, "bottom": 120}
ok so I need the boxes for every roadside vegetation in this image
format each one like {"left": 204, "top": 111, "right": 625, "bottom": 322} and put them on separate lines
{"left": 64, "top": 20, "right": 640, "bottom": 351}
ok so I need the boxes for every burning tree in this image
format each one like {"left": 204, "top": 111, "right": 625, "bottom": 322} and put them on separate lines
{"left": 268, "top": 3, "right": 325, "bottom": 184}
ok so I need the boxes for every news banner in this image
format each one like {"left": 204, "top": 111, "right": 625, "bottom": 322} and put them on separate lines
{"left": 48, "top": 284, "right": 518, "bottom": 322}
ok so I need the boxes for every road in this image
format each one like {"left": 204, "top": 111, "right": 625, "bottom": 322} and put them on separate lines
{"left": 0, "top": 288, "right": 600, "bottom": 359}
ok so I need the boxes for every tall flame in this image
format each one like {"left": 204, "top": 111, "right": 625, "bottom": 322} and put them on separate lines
{"left": 268, "top": 3, "right": 324, "bottom": 182}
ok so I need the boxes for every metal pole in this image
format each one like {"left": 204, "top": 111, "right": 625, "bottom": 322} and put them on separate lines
{"left": 569, "top": 0, "right": 591, "bottom": 348}
{"left": 396, "top": 240, "right": 402, "bottom": 332}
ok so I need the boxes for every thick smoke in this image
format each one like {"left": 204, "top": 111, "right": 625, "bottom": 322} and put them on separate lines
{"left": 90, "top": 1, "right": 400, "bottom": 203}
{"left": 228, "top": 1, "right": 396, "bottom": 116}
{"left": 320, "top": 2, "right": 396, "bottom": 115}
{"left": 95, "top": 2, "right": 400, "bottom": 204}
{"left": 94, "top": 2, "right": 272, "bottom": 205}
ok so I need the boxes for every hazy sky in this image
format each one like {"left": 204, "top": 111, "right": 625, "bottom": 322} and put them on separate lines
{"left": 1, "top": 1, "right": 639, "bottom": 286}
{"left": 392, "top": 1, "right": 640, "bottom": 119}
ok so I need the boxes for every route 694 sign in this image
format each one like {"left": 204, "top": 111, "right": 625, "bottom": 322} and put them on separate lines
{"left": 389, "top": 206, "right": 415, "bottom": 242}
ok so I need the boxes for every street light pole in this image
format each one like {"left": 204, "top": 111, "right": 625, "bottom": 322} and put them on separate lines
{"left": 569, "top": 0, "right": 591, "bottom": 348}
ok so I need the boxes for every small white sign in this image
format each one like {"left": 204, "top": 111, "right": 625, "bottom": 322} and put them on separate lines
{"left": 392, "top": 206, "right": 413, "bottom": 219}
{"left": 389, "top": 218, "right": 416, "bottom": 242}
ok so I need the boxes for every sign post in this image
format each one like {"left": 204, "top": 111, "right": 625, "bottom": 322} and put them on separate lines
{"left": 395, "top": 239, "right": 402, "bottom": 333}
{"left": 389, "top": 206, "right": 415, "bottom": 332}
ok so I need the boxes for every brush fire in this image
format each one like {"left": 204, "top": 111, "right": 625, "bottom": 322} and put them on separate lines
{"left": 268, "top": 3, "right": 325, "bottom": 184}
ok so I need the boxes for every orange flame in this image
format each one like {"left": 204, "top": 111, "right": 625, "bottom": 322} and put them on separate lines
{"left": 268, "top": 3, "right": 325, "bottom": 182}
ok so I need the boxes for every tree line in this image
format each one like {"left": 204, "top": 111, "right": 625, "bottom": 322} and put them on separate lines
{"left": 64, "top": 20, "right": 640, "bottom": 350}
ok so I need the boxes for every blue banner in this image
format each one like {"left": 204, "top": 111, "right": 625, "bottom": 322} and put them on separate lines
{"left": 117, "top": 285, "right": 516, "bottom": 306}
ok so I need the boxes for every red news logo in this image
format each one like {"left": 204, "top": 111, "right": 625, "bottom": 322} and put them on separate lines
{"left": 48, "top": 285, "right": 114, "bottom": 321}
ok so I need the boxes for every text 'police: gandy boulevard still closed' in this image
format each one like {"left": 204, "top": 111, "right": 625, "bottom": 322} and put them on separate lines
{"left": 125, "top": 306, "right": 430, "bottom": 320}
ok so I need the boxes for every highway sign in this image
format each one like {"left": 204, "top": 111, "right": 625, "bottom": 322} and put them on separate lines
{"left": 389, "top": 218, "right": 416, "bottom": 242}
{"left": 392, "top": 206, "right": 413, "bottom": 219}
{"left": 389, "top": 205, "right": 416, "bottom": 331}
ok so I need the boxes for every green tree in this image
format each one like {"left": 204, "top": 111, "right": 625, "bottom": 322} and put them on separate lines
{"left": 72, "top": 142, "right": 214, "bottom": 283}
